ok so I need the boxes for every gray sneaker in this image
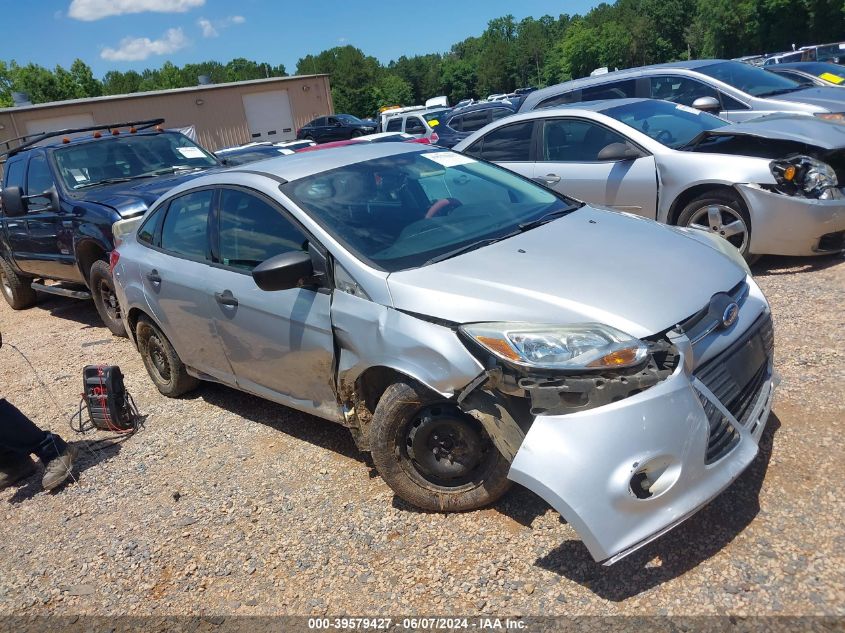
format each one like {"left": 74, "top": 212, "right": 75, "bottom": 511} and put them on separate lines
{"left": 0, "top": 455, "right": 36, "bottom": 490}
{"left": 42, "top": 446, "right": 77, "bottom": 491}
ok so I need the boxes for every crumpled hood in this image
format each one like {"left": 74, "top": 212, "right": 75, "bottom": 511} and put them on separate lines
{"left": 697, "top": 112, "right": 845, "bottom": 149}
{"left": 771, "top": 86, "right": 845, "bottom": 112}
{"left": 76, "top": 169, "right": 216, "bottom": 217}
{"left": 387, "top": 206, "right": 746, "bottom": 339}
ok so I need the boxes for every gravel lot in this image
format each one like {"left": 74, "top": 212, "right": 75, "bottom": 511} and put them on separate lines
{"left": 0, "top": 254, "right": 843, "bottom": 618}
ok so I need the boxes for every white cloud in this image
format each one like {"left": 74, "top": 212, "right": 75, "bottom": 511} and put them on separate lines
{"left": 69, "top": 0, "right": 205, "bottom": 21}
{"left": 101, "top": 27, "right": 189, "bottom": 61}
{"left": 197, "top": 15, "right": 246, "bottom": 38}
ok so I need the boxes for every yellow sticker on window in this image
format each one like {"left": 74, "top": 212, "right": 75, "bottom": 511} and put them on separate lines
{"left": 819, "top": 72, "right": 845, "bottom": 84}
{"left": 428, "top": 120, "right": 440, "bottom": 127}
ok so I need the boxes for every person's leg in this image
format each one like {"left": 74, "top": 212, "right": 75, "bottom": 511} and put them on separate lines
{"left": 0, "top": 399, "right": 74, "bottom": 490}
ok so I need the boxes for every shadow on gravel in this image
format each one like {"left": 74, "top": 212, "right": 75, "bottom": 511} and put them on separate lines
{"left": 533, "top": 413, "right": 781, "bottom": 601}
{"left": 751, "top": 253, "right": 843, "bottom": 277}
{"left": 6, "top": 438, "right": 123, "bottom": 504}
{"left": 196, "top": 382, "right": 369, "bottom": 466}
{"left": 31, "top": 294, "right": 102, "bottom": 330}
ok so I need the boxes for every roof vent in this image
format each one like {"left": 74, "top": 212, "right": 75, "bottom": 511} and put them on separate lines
{"left": 198, "top": 75, "right": 213, "bottom": 86}
{"left": 11, "top": 92, "right": 32, "bottom": 107}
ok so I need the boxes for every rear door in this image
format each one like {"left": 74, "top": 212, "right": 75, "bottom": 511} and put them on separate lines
{"left": 533, "top": 117, "right": 658, "bottom": 217}
{"left": 138, "top": 188, "right": 234, "bottom": 382}
{"left": 205, "top": 187, "right": 340, "bottom": 420}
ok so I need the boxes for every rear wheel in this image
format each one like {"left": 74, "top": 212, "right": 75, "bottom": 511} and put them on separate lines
{"left": 0, "top": 257, "right": 36, "bottom": 310}
{"left": 369, "top": 381, "right": 511, "bottom": 512}
{"left": 350, "top": 129, "right": 364, "bottom": 138}
{"left": 89, "top": 260, "right": 127, "bottom": 337}
{"left": 677, "top": 191, "right": 759, "bottom": 263}
{"left": 136, "top": 316, "right": 199, "bottom": 397}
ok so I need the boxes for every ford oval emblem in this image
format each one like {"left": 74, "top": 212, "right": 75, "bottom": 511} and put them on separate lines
{"left": 721, "top": 302, "right": 739, "bottom": 329}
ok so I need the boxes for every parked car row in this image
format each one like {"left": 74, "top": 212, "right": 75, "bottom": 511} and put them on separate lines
{"left": 1, "top": 58, "right": 843, "bottom": 567}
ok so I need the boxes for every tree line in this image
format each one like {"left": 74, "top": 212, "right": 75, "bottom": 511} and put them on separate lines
{"left": 2, "top": 0, "right": 843, "bottom": 116}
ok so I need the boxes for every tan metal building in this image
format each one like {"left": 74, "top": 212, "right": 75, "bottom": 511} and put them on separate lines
{"left": 0, "top": 74, "right": 333, "bottom": 151}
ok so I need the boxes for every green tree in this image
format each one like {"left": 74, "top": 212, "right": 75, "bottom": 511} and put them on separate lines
{"left": 369, "top": 74, "right": 413, "bottom": 109}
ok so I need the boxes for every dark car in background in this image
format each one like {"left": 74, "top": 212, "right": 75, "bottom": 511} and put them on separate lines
{"left": 296, "top": 114, "right": 376, "bottom": 143}
{"left": 432, "top": 102, "right": 519, "bottom": 148}
{"left": 215, "top": 142, "right": 294, "bottom": 166}
{"left": 767, "top": 62, "right": 845, "bottom": 87}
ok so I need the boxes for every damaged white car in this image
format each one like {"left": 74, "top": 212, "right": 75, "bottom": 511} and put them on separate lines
{"left": 112, "top": 144, "right": 775, "bottom": 564}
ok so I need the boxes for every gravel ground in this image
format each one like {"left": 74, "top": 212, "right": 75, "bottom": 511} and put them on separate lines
{"left": 0, "top": 253, "right": 842, "bottom": 617}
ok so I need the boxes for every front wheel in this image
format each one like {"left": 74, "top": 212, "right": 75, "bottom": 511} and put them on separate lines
{"left": 0, "top": 257, "right": 36, "bottom": 310}
{"left": 677, "top": 191, "right": 759, "bottom": 263}
{"left": 89, "top": 260, "right": 127, "bottom": 337}
{"left": 369, "top": 381, "right": 512, "bottom": 512}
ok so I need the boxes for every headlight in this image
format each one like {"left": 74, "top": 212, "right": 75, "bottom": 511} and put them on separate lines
{"left": 814, "top": 112, "right": 845, "bottom": 121}
{"left": 770, "top": 155, "right": 841, "bottom": 198}
{"left": 460, "top": 323, "right": 648, "bottom": 371}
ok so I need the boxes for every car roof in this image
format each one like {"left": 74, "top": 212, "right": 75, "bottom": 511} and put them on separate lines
{"left": 6, "top": 129, "right": 168, "bottom": 156}
{"left": 216, "top": 142, "right": 428, "bottom": 184}
{"left": 450, "top": 101, "right": 518, "bottom": 116}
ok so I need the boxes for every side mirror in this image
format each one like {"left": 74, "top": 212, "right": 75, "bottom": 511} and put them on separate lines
{"left": 252, "top": 250, "right": 314, "bottom": 292}
{"left": 691, "top": 96, "right": 721, "bottom": 113}
{"left": 597, "top": 142, "right": 644, "bottom": 162}
{"left": 0, "top": 186, "right": 25, "bottom": 217}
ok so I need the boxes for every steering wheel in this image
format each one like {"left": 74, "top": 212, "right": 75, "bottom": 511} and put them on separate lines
{"left": 425, "top": 198, "right": 462, "bottom": 219}
{"left": 655, "top": 129, "right": 675, "bottom": 145}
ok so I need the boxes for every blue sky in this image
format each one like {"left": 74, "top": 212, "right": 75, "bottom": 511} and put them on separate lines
{"left": 0, "top": 0, "right": 600, "bottom": 78}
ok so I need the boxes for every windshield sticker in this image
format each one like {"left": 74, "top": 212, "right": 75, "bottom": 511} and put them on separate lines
{"left": 819, "top": 72, "right": 845, "bottom": 84}
{"left": 675, "top": 104, "right": 702, "bottom": 115}
{"left": 176, "top": 146, "right": 206, "bottom": 159}
{"left": 423, "top": 152, "right": 477, "bottom": 167}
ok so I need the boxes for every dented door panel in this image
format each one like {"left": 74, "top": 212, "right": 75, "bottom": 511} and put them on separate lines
{"left": 508, "top": 350, "right": 775, "bottom": 564}
{"left": 331, "top": 291, "right": 485, "bottom": 397}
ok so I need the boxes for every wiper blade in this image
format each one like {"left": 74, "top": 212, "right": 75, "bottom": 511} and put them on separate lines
{"left": 74, "top": 177, "right": 134, "bottom": 189}
{"left": 757, "top": 87, "right": 803, "bottom": 97}
{"left": 423, "top": 233, "right": 519, "bottom": 266}
{"left": 518, "top": 206, "right": 576, "bottom": 231}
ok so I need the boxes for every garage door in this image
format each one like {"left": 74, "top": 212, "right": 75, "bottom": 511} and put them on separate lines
{"left": 25, "top": 113, "right": 95, "bottom": 135}
{"left": 242, "top": 90, "right": 295, "bottom": 142}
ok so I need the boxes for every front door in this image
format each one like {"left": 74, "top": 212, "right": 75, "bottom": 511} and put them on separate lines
{"left": 534, "top": 117, "right": 658, "bottom": 218}
{"left": 206, "top": 187, "right": 339, "bottom": 420}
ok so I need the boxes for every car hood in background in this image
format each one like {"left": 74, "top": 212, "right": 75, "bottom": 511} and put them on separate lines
{"left": 76, "top": 169, "right": 217, "bottom": 217}
{"left": 695, "top": 112, "right": 845, "bottom": 149}
{"left": 387, "top": 207, "right": 746, "bottom": 339}
{"left": 772, "top": 86, "right": 845, "bottom": 111}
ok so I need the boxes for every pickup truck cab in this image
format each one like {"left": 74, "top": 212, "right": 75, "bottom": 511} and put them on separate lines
{"left": 0, "top": 119, "right": 220, "bottom": 335}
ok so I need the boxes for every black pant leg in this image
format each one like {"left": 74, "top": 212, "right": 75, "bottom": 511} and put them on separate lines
{"left": 0, "top": 399, "right": 66, "bottom": 461}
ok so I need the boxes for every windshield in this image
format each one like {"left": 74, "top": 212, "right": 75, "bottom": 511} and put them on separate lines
{"left": 337, "top": 114, "right": 363, "bottom": 124}
{"left": 282, "top": 150, "right": 576, "bottom": 272}
{"left": 697, "top": 61, "right": 804, "bottom": 97}
{"left": 797, "top": 62, "right": 845, "bottom": 80}
{"left": 603, "top": 100, "right": 729, "bottom": 148}
{"left": 53, "top": 132, "right": 218, "bottom": 190}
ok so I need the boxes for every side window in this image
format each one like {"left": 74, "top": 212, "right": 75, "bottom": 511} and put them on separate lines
{"left": 538, "top": 90, "right": 581, "bottom": 109}
{"left": 160, "top": 190, "right": 213, "bottom": 260}
{"left": 542, "top": 119, "right": 628, "bottom": 162}
{"left": 581, "top": 79, "right": 636, "bottom": 101}
{"left": 314, "top": 117, "right": 326, "bottom": 126}
{"left": 490, "top": 108, "right": 513, "bottom": 121}
{"left": 720, "top": 92, "right": 750, "bottom": 110}
{"left": 3, "top": 158, "right": 26, "bottom": 190}
{"left": 386, "top": 118, "right": 403, "bottom": 132}
{"left": 477, "top": 121, "right": 534, "bottom": 162}
{"left": 649, "top": 76, "right": 718, "bottom": 106}
{"left": 218, "top": 189, "right": 307, "bottom": 271}
{"left": 447, "top": 115, "right": 463, "bottom": 132}
{"left": 26, "top": 153, "right": 55, "bottom": 197}
{"left": 461, "top": 110, "right": 492, "bottom": 132}
{"left": 405, "top": 117, "right": 426, "bottom": 134}
{"left": 137, "top": 205, "right": 166, "bottom": 246}
{"left": 327, "top": 117, "right": 339, "bottom": 125}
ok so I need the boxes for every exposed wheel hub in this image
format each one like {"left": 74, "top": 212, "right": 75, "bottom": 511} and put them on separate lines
{"left": 147, "top": 335, "right": 171, "bottom": 381}
{"left": 406, "top": 405, "right": 485, "bottom": 484}
{"left": 687, "top": 204, "right": 748, "bottom": 252}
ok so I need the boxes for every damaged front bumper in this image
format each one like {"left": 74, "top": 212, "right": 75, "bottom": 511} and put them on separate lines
{"left": 737, "top": 183, "right": 845, "bottom": 255}
{"left": 507, "top": 310, "right": 776, "bottom": 565}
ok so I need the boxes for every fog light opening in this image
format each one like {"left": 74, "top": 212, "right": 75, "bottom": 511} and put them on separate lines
{"left": 628, "top": 458, "right": 680, "bottom": 500}
{"left": 630, "top": 472, "right": 654, "bottom": 499}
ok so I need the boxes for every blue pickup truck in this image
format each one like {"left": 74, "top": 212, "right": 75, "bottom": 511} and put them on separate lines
{"left": 0, "top": 119, "right": 220, "bottom": 335}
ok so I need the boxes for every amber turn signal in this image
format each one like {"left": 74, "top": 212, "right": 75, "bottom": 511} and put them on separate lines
{"left": 587, "top": 348, "right": 640, "bottom": 368}
{"left": 475, "top": 336, "right": 521, "bottom": 361}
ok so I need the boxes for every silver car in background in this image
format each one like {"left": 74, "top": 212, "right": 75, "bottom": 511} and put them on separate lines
{"left": 519, "top": 59, "right": 845, "bottom": 122}
{"left": 454, "top": 99, "right": 845, "bottom": 259}
{"left": 112, "top": 144, "right": 775, "bottom": 564}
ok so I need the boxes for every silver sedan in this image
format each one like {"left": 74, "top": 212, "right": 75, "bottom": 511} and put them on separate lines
{"left": 454, "top": 98, "right": 845, "bottom": 260}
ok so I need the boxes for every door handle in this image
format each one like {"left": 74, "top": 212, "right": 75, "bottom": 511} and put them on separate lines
{"left": 146, "top": 270, "right": 161, "bottom": 284}
{"left": 214, "top": 290, "right": 238, "bottom": 307}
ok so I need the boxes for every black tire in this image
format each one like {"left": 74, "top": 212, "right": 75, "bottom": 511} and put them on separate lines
{"left": 369, "top": 381, "right": 512, "bottom": 512}
{"left": 304, "top": 135, "right": 315, "bottom": 142}
{"left": 0, "top": 257, "right": 36, "bottom": 310}
{"left": 676, "top": 190, "right": 760, "bottom": 263}
{"left": 350, "top": 129, "right": 363, "bottom": 138}
{"left": 136, "top": 316, "right": 199, "bottom": 397}
{"left": 89, "top": 260, "right": 127, "bottom": 337}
